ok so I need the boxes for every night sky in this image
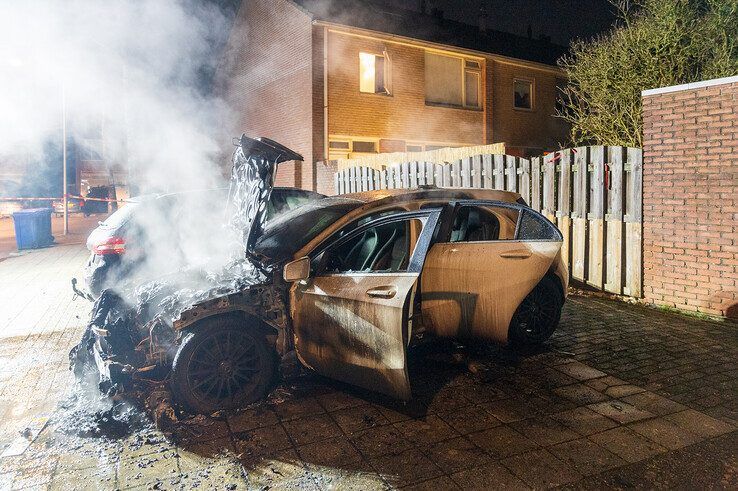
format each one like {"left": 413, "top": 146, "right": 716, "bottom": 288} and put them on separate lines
{"left": 376, "top": 0, "right": 618, "bottom": 46}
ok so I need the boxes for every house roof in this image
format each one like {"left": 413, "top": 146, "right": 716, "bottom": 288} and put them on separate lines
{"left": 291, "top": 0, "right": 566, "bottom": 66}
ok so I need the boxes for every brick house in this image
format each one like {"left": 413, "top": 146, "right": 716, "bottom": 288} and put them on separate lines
{"left": 216, "top": 0, "right": 569, "bottom": 194}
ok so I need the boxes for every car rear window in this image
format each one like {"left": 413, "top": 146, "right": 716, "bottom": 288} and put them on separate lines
{"left": 99, "top": 202, "right": 140, "bottom": 229}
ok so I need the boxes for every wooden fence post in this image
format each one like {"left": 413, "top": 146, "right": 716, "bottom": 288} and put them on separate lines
{"left": 482, "top": 154, "right": 493, "bottom": 189}
{"left": 519, "top": 158, "right": 531, "bottom": 204}
{"left": 531, "top": 156, "right": 541, "bottom": 211}
{"left": 505, "top": 155, "right": 517, "bottom": 192}
{"left": 542, "top": 153, "right": 556, "bottom": 221}
{"left": 472, "top": 155, "right": 482, "bottom": 188}
{"left": 571, "top": 147, "right": 588, "bottom": 282}
{"left": 441, "top": 163, "right": 451, "bottom": 187}
{"left": 587, "top": 146, "right": 605, "bottom": 290}
{"left": 624, "top": 147, "right": 643, "bottom": 297}
{"left": 460, "top": 157, "right": 471, "bottom": 188}
{"left": 557, "top": 149, "right": 573, "bottom": 274}
{"left": 493, "top": 155, "right": 505, "bottom": 190}
{"left": 605, "top": 146, "right": 624, "bottom": 294}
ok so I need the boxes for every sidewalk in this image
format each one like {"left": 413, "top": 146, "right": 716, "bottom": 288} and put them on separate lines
{"left": 0, "top": 244, "right": 736, "bottom": 489}
{"left": 0, "top": 213, "right": 106, "bottom": 261}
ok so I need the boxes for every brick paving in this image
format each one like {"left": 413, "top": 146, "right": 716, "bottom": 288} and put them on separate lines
{"left": 0, "top": 245, "right": 736, "bottom": 489}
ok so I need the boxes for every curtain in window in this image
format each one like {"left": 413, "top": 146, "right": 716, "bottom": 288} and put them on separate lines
{"left": 425, "top": 53, "right": 462, "bottom": 106}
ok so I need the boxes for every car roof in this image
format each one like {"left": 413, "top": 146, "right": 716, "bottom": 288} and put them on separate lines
{"left": 341, "top": 186, "right": 522, "bottom": 204}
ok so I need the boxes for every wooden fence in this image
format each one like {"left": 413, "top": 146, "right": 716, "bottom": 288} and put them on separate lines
{"left": 333, "top": 146, "right": 643, "bottom": 298}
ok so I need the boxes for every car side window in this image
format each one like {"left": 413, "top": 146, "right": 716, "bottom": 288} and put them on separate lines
{"left": 517, "top": 210, "right": 561, "bottom": 240}
{"left": 319, "top": 218, "right": 422, "bottom": 274}
{"left": 449, "top": 205, "right": 519, "bottom": 242}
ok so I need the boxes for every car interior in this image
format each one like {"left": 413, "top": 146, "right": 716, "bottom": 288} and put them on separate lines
{"left": 450, "top": 206, "right": 519, "bottom": 242}
{"left": 322, "top": 219, "right": 415, "bottom": 274}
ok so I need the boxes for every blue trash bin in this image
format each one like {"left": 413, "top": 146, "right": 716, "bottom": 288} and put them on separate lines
{"left": 12, "top": 208, "right": 55, "bottom": 250}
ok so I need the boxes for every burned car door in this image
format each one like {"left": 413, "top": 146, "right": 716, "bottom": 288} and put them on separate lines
{"left": 290, "top": 209, "right": 441, "bottom": 400}
{"left": 421, "top": 201, "right": 563, "bottom": 343}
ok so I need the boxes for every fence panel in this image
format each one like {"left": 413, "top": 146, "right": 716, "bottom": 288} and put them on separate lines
{"left": 332, "top": 145, "right": 642, "bottom": 298}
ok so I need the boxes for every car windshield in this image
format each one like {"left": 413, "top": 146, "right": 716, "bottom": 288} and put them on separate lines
{"left": 253, "top": 197, "right": 364, "bottom": 263}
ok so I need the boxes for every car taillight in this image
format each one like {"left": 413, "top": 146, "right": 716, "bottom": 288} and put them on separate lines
{"left": 93, "top": 236, "right": 126, "bottom": 255}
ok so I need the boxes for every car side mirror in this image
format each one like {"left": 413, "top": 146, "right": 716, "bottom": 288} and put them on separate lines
{"left": 283, "top": 256, "right": 310, "bottom": 282}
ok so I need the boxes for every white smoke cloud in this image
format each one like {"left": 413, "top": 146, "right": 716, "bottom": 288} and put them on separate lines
{"left": 0, "top": 0, "right": 245, "bottom": 289}
{"left": 0, "top": 0, "right": 233, "bottom": 191}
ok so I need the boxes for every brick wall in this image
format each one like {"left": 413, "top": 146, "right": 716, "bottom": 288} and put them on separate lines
{"left": 326, "top": 30, "right": 486, "bottom": 147}
{"left": 487, "top": 60, "right": 569, "bottom": 157}
{"left": 217, "top": 5, "right": 569, "bottom": 192}
{"left": 216, "top": 0, "right": 314, "bottom": 189}
{"left": 642, "top": 77, "right": 738, "bottom": 319}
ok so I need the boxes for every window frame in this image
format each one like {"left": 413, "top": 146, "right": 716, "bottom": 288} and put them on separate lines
{"left": 513, "top": 77, "right": 535, "bottom": 111}
{"left": 359, "top": 51, "right": 392, "bottom": 96}
{"left": 440, "top": 200, "right": 562, "bottom": 243}
{"left": 424, "top": 51, "right": 483, "bottom": 110}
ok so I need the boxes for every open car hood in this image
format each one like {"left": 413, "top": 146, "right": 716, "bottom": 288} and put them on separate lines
{"left": 229, "top": 135, "right": 303, "bottom": 257}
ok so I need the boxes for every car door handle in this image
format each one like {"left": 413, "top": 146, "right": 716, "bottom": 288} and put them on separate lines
{"left": 499, "top": 250, "right": 532, "bottom": 259}
{"left": 366, "top": 287, "right": 397, "bottom": 299}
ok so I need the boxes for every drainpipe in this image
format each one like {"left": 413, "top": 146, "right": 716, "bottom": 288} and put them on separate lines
{"left": 323, "top": 26, "right": 329, "bottom": 170}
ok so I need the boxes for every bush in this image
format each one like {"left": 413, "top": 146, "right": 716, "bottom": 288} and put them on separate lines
{"left": 558, "top": 0, "right": 738, "bottom": 147}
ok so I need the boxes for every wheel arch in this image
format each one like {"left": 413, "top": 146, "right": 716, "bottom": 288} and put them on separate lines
{"left": 178, "top": 309, "right": 278, "bottom": 339}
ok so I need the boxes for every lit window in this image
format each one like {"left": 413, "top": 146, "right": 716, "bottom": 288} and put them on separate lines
{"left": 359, "top": 52, "right": 390, "bottom": 94}
{"left": 514, "top": 78, "right": 534, "bottom": 110}
{"left": 425, "top": 52, "right": 481, "bottom": 109}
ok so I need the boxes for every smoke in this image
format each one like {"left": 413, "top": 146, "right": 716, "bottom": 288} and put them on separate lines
{"left": 0, "top": 0, "right": 247, "bottom": 287}
{"left": 0, "top": 0, "right": 233, "bottom": 187}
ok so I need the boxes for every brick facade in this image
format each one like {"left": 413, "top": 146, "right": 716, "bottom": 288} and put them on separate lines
{"left": 325, "top": 30, "right": 486, "bottom": 148}
{"left": 642, "top": 77, "right": 738, "bottom": 319}
{"left": 218, "top": 1, "right": 569, "bottom": 192}
{"left": 488, "top": 60, "right": 568, "bottom": 156}
{"left": 216, "top": 0, "right": 314, "bottom": 188}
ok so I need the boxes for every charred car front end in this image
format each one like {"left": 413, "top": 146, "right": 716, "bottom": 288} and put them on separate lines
{"left": 72, "top": 136, "right": 568, "bottom": 415}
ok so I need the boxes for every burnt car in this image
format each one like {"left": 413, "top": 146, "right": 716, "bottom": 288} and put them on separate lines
{"left": 78, "top": 186, "right": 324, "bottom": 298}
{"left": 73, "top": 136, "right": 567, "bottom": 414}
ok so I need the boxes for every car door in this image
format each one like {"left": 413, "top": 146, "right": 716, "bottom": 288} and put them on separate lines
{"left": 421, "top": 201, "right": 563, "bottom": 343}
{"left": 290, "top": 209, "right": 441, "bottom": 400}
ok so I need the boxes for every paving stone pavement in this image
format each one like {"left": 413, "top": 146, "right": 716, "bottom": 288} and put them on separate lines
{"left": 0, "top": 244, "right": 736, "bottom": 489}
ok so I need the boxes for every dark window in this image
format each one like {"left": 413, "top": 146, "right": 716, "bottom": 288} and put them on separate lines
{"left": 514, "top": 79, "right": 533, "bottom": 110}
{"left": 517, "top": 210, "right": 561, "bottom": 240}
{"left": 329, "top": 141, "right": 350, "bottom": 149}
{"left": 352, "top": 141, "right": 377, "bottom": 153}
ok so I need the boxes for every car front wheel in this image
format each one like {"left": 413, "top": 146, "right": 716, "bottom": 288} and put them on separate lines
{"left": 171, "top": 317, "right": 276, "bottom": 414}
{"left": 508, "top": 275, "right": 563, "bottom": 349}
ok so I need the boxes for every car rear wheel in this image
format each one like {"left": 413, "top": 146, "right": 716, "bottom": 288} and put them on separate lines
{"left": 171, "top": 317, "right": 276, "bottom": 414}
{"left": 508, "top": 276, "right": 563, "bottom": 349}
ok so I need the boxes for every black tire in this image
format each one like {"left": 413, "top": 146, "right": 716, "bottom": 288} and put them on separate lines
{"left": 170, "top": 317, "right": 277, "bottom": 414}
{"left": 508, "top": 276, "right": 563, "bottom": 349}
